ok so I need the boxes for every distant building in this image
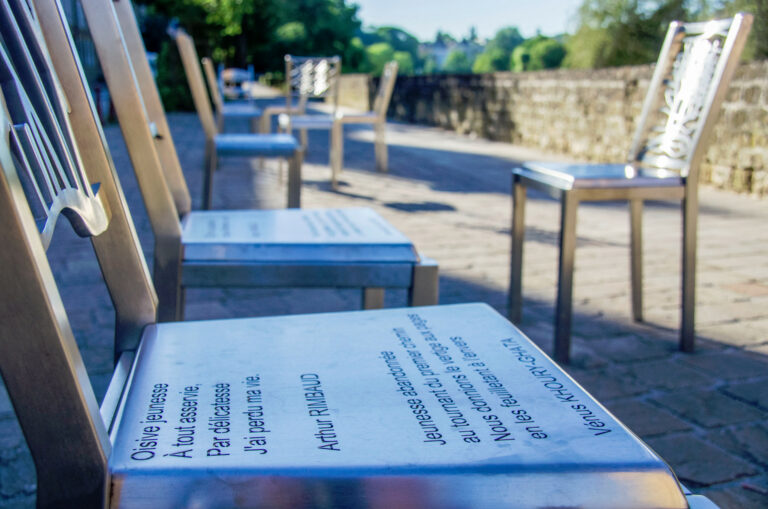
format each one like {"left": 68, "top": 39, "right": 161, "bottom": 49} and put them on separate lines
{"left": 420, "top": 40, "right": 484, "bottom": 70}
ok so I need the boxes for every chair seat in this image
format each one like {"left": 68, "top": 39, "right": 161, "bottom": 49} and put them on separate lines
{"left": 221, "top": 102, "right": 262, "bottom": 118}
{"left": 181, "top": 207, "right": 419, "bottom": 263}
{"left": 107, "top": 303, "right": 687, "bottom": 509}
{"left": 338, "top": 111, "right": 379, "bottom": 124}
{"left": 214, "top": 133, "right": 298, "bottom": 157}
{"left": 278, "top": 113, "right": 335, "bottom": 129}
{"left": 514, "top": 162, "right": 685, "bottom": 191}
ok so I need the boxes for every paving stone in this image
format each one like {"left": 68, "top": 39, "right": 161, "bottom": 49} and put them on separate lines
{"left": 0, "top": 420, "right": 23, "bottom": 462}
{"left": 681, "top": 350, "right": 768, "bottom": 380}
{"left": 706, "top": 423, "right": 768, "bottom": 468}
{"left": 646, "top": 434, "right": 758, "bottom": 485}
{"left": 0, "top": 455, "right": 35, "bottom": 498}
{"left": 623, "top": 358, "right": 718, "bottom": 391}
{"left": 603, "top": 399, "right": 692, "bottom": 437}
{"left": 566, "top": 366, "right": 648, "bottom": 401}
{"left": 652, "top": 389, "right": 767, "bottom": 428}
{"left": 723, "top": 379, "right": 768, "bottom": 411}
{"left": 580, "top": 333, "right": 678, "bottom": 363}
{"left": 701, "top": 476, "right": 768, "bottom": 509}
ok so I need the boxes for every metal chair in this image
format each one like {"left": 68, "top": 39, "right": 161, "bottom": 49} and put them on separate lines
{"left": 278, "top": 61, "right": 400, "bottom": 189}
{"left": 0, "top": 5, "right": 714, "bottom": 507}
{"left": 201, "top": 57, "right": 262, "bottom": 133}
{"left": 40, "top": 0, "right": 438, "bottom": 323}
{"left": 174, "top": 29, "right": 302, "bottom": 210}
{"left": 508, "top": 14, "right": 753, "bottom": 363}
{"left": 259, "top": 54, "right": 341, "bottom": 151}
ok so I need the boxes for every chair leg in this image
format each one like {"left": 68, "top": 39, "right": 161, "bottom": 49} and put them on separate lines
{"left": 331, "top": 121, "right": 343, "bottom": 189}
{"left": 258, "top": 112, "right": 271, "bottom": 169}
{"left": 409, "top": 257, "right": 439, "bottom": 306}
{"left": 554, "top": 192, "right": 578, "bottom": 364}
{"left": 363, "top": 288, "right": 385, "bottom": 309}
{"left": 681, "top": 190, "right": 698, "bottom": 352}
{"left": 630, "top": 199, "right": 644, "bottom": 322}
{"left": 216, "top": 113, "right": 224, "bottom": 133}
{"left": 153, "top": 246, "right": 183, "bottom": 323}
{"left": 374, "top": 122, "right": 387, "bottom": 172}
{"left": 203, "top": 141, "right": 216, "bottom": 210}
{"left": 286, "top": 150, "right": 302, "bottom": 208}
{"left": 508, "top": 179, "right": 527, "bottom": 323}
{"left": 300, "top": 128, "right": 308, "bottom": 152}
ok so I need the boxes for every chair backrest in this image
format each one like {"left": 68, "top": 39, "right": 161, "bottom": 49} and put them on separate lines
{"left": 284, "top": 54, "right": 341, "bottom": 113}
{"left": 201, "top": 56, "right": 224, "bottom": 113}
{"left": 372, "top": 60, "right": 399, "bottom": 118}
{"left": 175, "top": 29, "right": 219, "bottom": 141}
{"left": 36, "top": 0, "right": 188, "bottom": 321}
{"left": 627, "top": 14, "right": 753, "bottom": 185}
{"left": 0, "top": 0, "right": 160, "bottom": 504}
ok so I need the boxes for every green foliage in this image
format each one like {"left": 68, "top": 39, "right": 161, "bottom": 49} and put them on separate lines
{"left": 563, "top": 0, "right": 687, "bottom": 69}
{"left": 443, "top": 49, "right": 473, "bottom": 73}
{"left": 715, "top": 0, "right": 768, "bottom": 60}
{"left": 155, "top": 40, "right": 194, "bottom": 111}
{"left": 472, "top": 26, "right": 524, "bottom": 72}
{"left": 511, "top": 36, "right": 567, "bottom": 71}
{"left": 393, "top": 51, "right": 415, "bottom": 75}
{"left": 366, "top": 42, "right": 396, "bottom": 76}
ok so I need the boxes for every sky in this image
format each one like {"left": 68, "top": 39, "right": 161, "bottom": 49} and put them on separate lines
{"left": 353, "top": 0, "right": 582, "bottom": 41}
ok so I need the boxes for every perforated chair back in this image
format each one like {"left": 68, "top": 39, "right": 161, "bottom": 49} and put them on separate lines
{"left": 372, "top": 60, "right": 399, "bottom": 118}
{"left": 0, "top": 0, "right": 159, "bottom": 505}
{"left": 627, "top": 15, "right": 752, "bottom": 184}
{"left": 284, "top": 54, "right": 341, "bottom": 113}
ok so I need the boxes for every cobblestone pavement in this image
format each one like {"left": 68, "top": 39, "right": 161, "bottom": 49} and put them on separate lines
{"left": 1, "top": 105, "right": 767, "bottom": 508}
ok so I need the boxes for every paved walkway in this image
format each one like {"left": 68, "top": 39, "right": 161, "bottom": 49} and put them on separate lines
{"left": 0, "top": 105, "right": 766, "bottom": 508}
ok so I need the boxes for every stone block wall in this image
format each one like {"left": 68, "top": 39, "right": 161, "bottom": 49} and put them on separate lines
{"left": 384, "top": 61, "right": 768, "bottom": 196}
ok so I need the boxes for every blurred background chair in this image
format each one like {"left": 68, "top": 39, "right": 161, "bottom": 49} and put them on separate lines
{"left": 175, "top": 29, "right": 302, "bottom": 210}
{"left": 201, "top": 57, "right": 262, "bottom": 133}
{"left": 508, "top": 14, "right": 753, "bottom": 363}
{"left": 44, "top": 0, "right": 438, "bottom": 322}
{"left": 277, "top": 60, "right": 399, "bottom": 188}
{"left": 260, "top": 54, "right": 341, "bottom": 152}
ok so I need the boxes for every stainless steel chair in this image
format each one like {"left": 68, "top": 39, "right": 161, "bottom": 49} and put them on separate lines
{"left": 174, "top": 29, "right": 302, "bottom": 210}
{"left": 40, "top": 0, "right": 438, "bottom": 323}
{"left": 201, "top": 57, "right": 261, "bottom": 133}
{"left": 508, "top": 14, "right": 753, "bottom": 363}
{"left": 278, "top": 61, "right": 400, "bottom": 189}
{"left": 260, "top": 54, "right": 341, "bottom": 151}
{"left": 0, "top": 4, "right": 717, "bottom": 507}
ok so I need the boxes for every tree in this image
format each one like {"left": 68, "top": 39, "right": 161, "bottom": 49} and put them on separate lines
{"left": 471, "top": 26, "right": 524, "bottom": 72}
{"left": 511, "top": 36, "right": 567, "bottom": 71}
{"left": 443, "top": 49, "right": 472, "bottom": 73}
{"left": 563, "top": 0, "right": 687, "bottom": 69}
{"left": 365, "top": 42, "right": 395, "bottom": 75}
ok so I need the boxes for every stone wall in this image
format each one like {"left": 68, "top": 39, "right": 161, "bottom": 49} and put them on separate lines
{"left": 384, "top": 61, "right": 768, "bottom": 196}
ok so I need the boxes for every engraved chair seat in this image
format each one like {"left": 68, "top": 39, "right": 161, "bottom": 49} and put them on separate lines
{"left": 507, "top": 15, "right": 754, "bottom": 363}
{"left": 0, "top": 3, "right": 716, "bottom": 507}
{"left": 214, "top": 132, "right": 298, "bottom": 157}
{"left": 179, "top": 207, "right": 427, "bottom": 289}
{"left": 181, "top": 208, "right": 418, "bottom": 263}
{"left": 103, "top": 304, "right": 695, "bottom": 509}
{"left": 514, "top": 162, "right": 686, "bottom": 192}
